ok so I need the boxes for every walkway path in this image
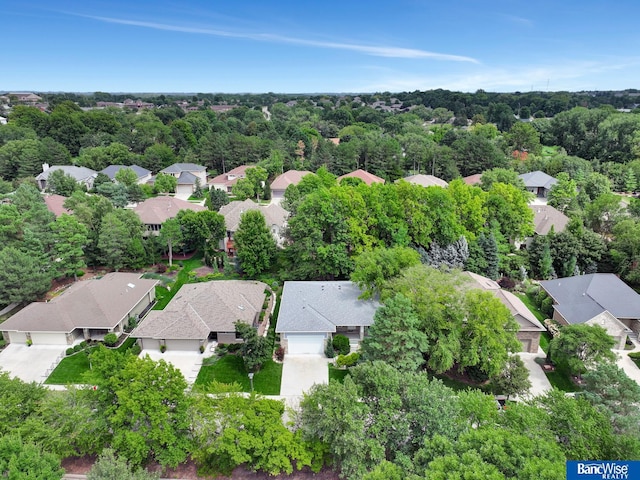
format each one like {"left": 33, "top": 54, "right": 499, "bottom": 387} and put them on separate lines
{"left": 517, "top": 350, "right": 553, "bottom": 398}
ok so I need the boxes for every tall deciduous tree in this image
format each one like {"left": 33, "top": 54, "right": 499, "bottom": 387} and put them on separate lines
{"left": 360, "top": 293, "right": 428, "bottom": 372}
{"left": 234, "top": 321, "right": 269, "bottom": 372}
{"left": 0, "top": 435, "right": 64, "bottom": 480}
{"left": 159, "top": 218, "right": 183, "bottom": 267}
{"left": 50, "top": 214, "right": 89, "bottom": 281}
{"left": 350, "top": 246, "right": 420, "bottom": 299}
{"left": 233, "top": 210, "right": 276, "bottom": 278}
{"left": 492, "top": 356, "right": 531, "bottom": 400}
{"left": 46, "top": 169, "right": 79, "bottom": 196}
{"left": 549, "top": 324, "right": 616, "bottom": 379}
{"left": 153, "top": 173, "right": 177, "bottom": 193}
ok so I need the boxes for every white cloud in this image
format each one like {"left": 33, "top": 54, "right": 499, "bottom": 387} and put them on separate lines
{"left": 80, "top": 14, "right": 479, "bottom": 63}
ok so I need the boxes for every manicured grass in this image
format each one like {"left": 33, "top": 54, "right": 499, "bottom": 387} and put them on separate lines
{"left": 45, "top": 336, "right": 137, "bottom": 385}
{"left": 515, "top": 292, "right": 546, "bottom": 322}
{"left": 45, "top": 351, "right": 94, "bottom": 385}
{"left": 329, "top": 364, "right": 349, "bottom": 383}
{"left": 539, "top": 331, "right": 552, "bottom": 354}
{"left": 194, "top": 355, "right": 282, "bottom": 395}
{"left": 545, "top": 369, "right": 582, "bottom": 393}
{"left": 152, "top": 252, "right": 204, "bottom": 310}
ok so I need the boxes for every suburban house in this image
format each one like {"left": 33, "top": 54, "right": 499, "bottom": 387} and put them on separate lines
{"left": 399, "top": 174, "right": 449, "bottom": 188}
{"left": 464, "top": 272, "right": 545, "bottom": 353}
{"left": 43, "top": 193, "right": 71, "bottom": 217}
{"left": 539, "top": 273, "right": 640, "bottom": 349}
{"left": 270, "top": 170, "right": 312, "bottom": 200}
{"left": 219, "top": 199, "right": 288, "bottom": 253}
{"left": 209, "top": 165, "right": 251, "bottom": 194}
{"left": 132, "top": 195, "right": 206, "bottom": 234}
{"left": 160, "top": 163, "right": 207, "bottom": 197}
{"left": 529, "top": 204, "right": 570, "bottom": 236}
{"left": 100, "top": 164, "right": 152, "bottom": 185}
{"left": 132, "top": 280, "right": 268, "bottom": 351}
{"left": 36, "top": 164, "right": 97, "bottom": 191}
{"left": 1, "top": 273, "right": 158, "bottom": 345}
{"left": 519, "top": 171, "right": 558, "bottom": 198}
{"left": 276, "top": 281, "right": 380, "bottom": 354}
{"left": 337, "top": 169, "right": 385, "bottom": 185}
{"left": 462, "top": 174, "right": 482, "bottom": 185}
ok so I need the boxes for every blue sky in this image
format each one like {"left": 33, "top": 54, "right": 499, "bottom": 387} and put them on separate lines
{"left": 4, "top": 0, "right": 640, "bottom": 93}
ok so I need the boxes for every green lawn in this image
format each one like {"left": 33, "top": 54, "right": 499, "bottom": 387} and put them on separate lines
{"left": 545, "top": 370, "right": 582, "bottom": 393}
{"left": 45, "top": 336, "right": 138, "bottom": 385}
{"left": 194, "top": 355, "right": 282, "bottom": 395}
{"left": 328, "top": 364, "right": 349, "bottom": 383}
{"left": 153, "top": 253, "right": 204, "bottom": 310}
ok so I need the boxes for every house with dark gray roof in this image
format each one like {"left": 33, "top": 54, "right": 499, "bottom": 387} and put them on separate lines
{"left": 1, "top": 273, "right": 158, "bottom": 345}
{"left": 132, "top": 280, "right": 267, "bottom": 351}
{"left": 519, "top": 171, "right": 557, "bottom": 197}
{"left": 464, "top": 272, "right": 545, "bottom": 353}
{"left": 160, "top": 163, "right": 207, "bottom": 197}
{"left": 276, "top": 281, "right": 380, "bottom": 354}
{"left": 100, "top": 164, "right": 152, "bottom": 185}
{"left": 540, "top": 274, "right": 640, "bottom": 349}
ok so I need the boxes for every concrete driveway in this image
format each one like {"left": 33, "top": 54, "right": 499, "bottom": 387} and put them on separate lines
{"left": 140, "top": 349, "right": 209, "bottom": 384}
{"left": 616, "top": 346, "right": 640, "bottom": 386}
{"left": 280, "top": 354, "right": 330, "bottom": 397}
{"left": 0, "top": 344, "right": 66, "bottom": 383}
{"left": 517, "top": 351, "right": 553, "bottom": 398}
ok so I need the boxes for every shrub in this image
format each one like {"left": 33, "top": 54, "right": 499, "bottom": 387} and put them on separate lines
{"left": 465, "top": 365, "right": 490, "bottom": 383}
{"left": 628, "top": 351, "right": 640, "bottom": 359}
{"left": 76, "top": 270, "right": 85, "bottom": 278}
{"left": 498, "top": 276, "right": 516, "bottom": 290}
{"left": 332, "top": 334, "right": 350, "bottom": 356}
{"left": 80, "top": 341, "right": 88, "bottom": 349}
{"left": 324, "top": 341, "right": 336, "bottom": 358}
{"left": 199, "top": 345, "right": 205, "bottom": 354}
{"left": 130, "top": 344, "right": 141, "bottom": 356}
{"left": 275, "top": 346, "right": 285, "bottom": 361}
{"left": 541, "top": 296, "right": 554, "bottom": 317}
{"left": 103, "top": 333, "right": 118, "bottom": 347}
{"left": 228, "top": 343, "right": 242, "bottom": 353}
{"left": 26, "top": 339, "right": 32, "bottom": 347}
{"left": 160, "top": 344, "right": 166, "bottom": 353}
{"left": 156, "top": 263, "right": 167, "bottom": 273}
{"left": 66, "top": 347, "right": 74, "bottom": 356}
{"left": 335, "top": 352, "right": 360, "bottom": 368}
{"left": 73, "top": 344, "right": 83, "bottom": 352}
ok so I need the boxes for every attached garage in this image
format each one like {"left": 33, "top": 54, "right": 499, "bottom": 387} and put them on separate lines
{"left": 285, "top": 333, "right": 326, "bottom": 355}
{"left": 519, "top": 338, "right": 532, "bottom": 353}
{"left": 165, "top": 339, "right": 201, "bottom": 351}
{"left": 30, "top": 332, "right": 69, "bottom": 345}
{"left": 6, "top": 331, "right": 27, "bottom": 344}
{"left": 138, "top": 338, "right": 161, "bottom": 351}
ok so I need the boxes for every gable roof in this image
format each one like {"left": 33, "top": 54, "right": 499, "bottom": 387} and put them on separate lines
{"left": 208, "top": 165, "right": 251, "bottom": 187}
{"left": 100, "top": 164, "right": 151, "bottom": 180}
{"left": 36, "top": 165, "right": 97, "bottom": 182}
{"left": 464, "top": 272, "right": 544, "bottom": 331}
{"left": 401, "top": 174, "right": 448, "bottom": 188}
{"left": 337, "top": 169, "right": 385, "bottom": 185}
{"left": 270, "top": 170, "right": 312, "bottom": 191}
{"left": 132, "top": 280, "right": 267, "bottom": 339}
{"left": 276, "top": 281, "right": 380, "bottom": 333}
{"left": 529, "top": 204, "right": 569, "bottom": 235}
{"left": 540, "top": 273, "right": 640, "bottom": 324}
{"left": 160, "top": 163, "right": 206, "bottom": 174}
{"left": 519, "top": 171, "right": 557, "bottom": 189}
{"left": 219, "top": 199, "right": 288, "bottom": 232}
{"left": 176, "top": 171, "right": 199, "bottom": 185}
{"left": 133, "top": 196, "right": 205, "bottom": 225}
{"left": 1, "top": 273, "right": 158, "bottom": 333}
{"left": 463, "top": 174, "right": 483, "bottom": 185}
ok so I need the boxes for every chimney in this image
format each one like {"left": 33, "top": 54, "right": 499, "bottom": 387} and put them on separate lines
{"left": 42, "top": 163, "right": 50, "bottom": 172}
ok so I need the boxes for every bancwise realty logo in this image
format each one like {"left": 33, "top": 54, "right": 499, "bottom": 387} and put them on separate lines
{"left": 567, "top": 461, "right": 640, "bottom": 479}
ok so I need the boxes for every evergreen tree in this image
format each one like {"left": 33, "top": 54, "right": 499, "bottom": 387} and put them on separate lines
{"left": 234, "top": 210, "right": 276, "bottom": 278}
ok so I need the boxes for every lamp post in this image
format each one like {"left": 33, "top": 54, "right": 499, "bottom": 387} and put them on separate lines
{"left": 248, "top": 372, "right": 254, "bottom": 392}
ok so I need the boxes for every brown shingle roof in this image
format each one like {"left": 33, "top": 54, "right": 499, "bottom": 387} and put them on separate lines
{"left": 219, "top": 199, "right": 288, "bottom": 232}
{"left": 133, "top": 196, "right": 205, "bottom": 225}
{"left": 1, "top": 273, "right": 158, "bottom": 333}
{"left": 529, "top": 204, "right": 569, "bottom": 235}
{"left": 43, "top": 194, "right": 71, "bottom": 217}
{"left": 270, "top": 170, "right": 312, "bottom": 191}
{"left": 337, "top": 169, "right": 385, "bottom": 185}
{"left": 401, "top": 174, "right": 449, "bottom": 188}
{"left": 132, "top": 280, "right": 268, "bottom": 340}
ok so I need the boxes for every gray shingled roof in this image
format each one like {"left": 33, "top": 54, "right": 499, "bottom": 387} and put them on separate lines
{"left": 100, "top": 164, "right": 151, "bottom": 180}
{"left": 518, "top": 171, "right": 558, "bottom": 189}
{"left": 1, "top": 273, "right": 158, "bottom": 333}
{"left": 276, "top": 281, "right": 379, "bottom": 333}
{"left": 35, "top": 165, "right": 97, "bottom": 182}
{"left": 160, "top": 163, "right": 206, "bottom": 174}
{"left": 177, "top": 171, "right": 198, "bottom": 185}
{"left": 132, "top": 280, "right": 267, "bottom": 340}
{"left": 540, "top": 273, "right": 640, "bottom": 324}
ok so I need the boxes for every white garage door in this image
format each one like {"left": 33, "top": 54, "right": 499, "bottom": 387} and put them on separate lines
{"left": 7, "top": 332, "right": 27, "bottom": 344}
{"left": 165, "top": 339, "right": 200, "bottom": 351}
{"left": 30, "top": 332, "right": 68, "bottom": 345}
{"left": 139, "top": 338, "right": 161, "bottom": 351}
{"left": 286, "top": 333, "right": 326, "bottom": 354}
